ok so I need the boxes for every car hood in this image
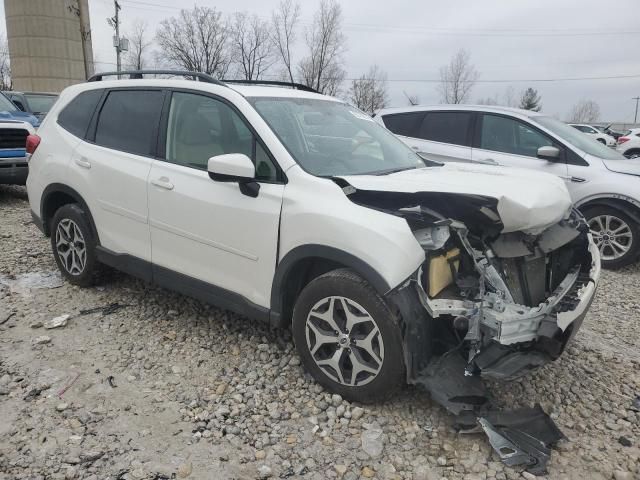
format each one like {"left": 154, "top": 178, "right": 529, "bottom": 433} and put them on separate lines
{"left": 338, "top": 163, "right": 572, "bottom": 234}
{"left": 0, "top": 110, "right": 39, "bottom": 127}
{"left": 602, "top": 158, "right": 640, "bottom": 176}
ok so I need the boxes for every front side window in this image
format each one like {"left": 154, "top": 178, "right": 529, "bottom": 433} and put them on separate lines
{"left": 249, "top": 97, "right": 425, "bottom": 176}
{"left": 164, "top": 92, "right": 279, "bottom": 182}
{"left": 95, "top": 89, "right": 163, "bottom": 156}
{"left": 24, "top": 94, "right": 57, "bottom": 113}
{"left": 58, "top": 89, "right": 103, "bottom": 138}
{"left": 480, "top": 114, "right": 554, "bottom": 158}
{"left": 419, "top": 112, "right": 472, "bottom": 146}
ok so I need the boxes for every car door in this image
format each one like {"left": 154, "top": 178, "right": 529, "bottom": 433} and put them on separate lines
{"left": 382, "top": 111, "right": 473, "bottom": 163}
{"left": 472, "top": 113, "right": 569, "bottom": 179}
{"left": 72, "top": 88, "right": 164, "bottom": 264}
{"left": 148, "top": 90, "right": 285, "bottom": 310}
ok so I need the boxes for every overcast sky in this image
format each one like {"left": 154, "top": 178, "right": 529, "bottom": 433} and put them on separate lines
{"left": 5, "top": 0, "right": 640, "bottom": 122}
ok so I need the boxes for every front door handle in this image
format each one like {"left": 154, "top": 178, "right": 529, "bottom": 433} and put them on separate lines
{"left": 151, "top": 177, "right": 174, "bottom": 190}
{"left": 74, "top": 157, "right": 91, "bottom": 169}
{"left": 475, "top": 158, "right": 500, "bottom": 166}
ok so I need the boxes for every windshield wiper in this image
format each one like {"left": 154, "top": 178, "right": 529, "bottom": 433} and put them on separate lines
{"left": 373, "top": 166, "right": 418, "bottom": 176}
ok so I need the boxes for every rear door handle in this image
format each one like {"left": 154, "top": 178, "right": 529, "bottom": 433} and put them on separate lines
{"left": 151, "top": 177, "right": 174, "bottom": 190}
{"left": 74, "top": 157, "right": 91, "bottom": 169}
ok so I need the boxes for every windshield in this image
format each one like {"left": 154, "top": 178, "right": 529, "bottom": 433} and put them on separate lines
{"left": 248, "top": 97, "right": 425, "bottom": 176}
{"left": 0, "top": 93, "right": 18, "bottom": 113}
{"left": 25, "top": 94, "right": 57, "bottom": 113}
{"left": 535, "top": 116, "right": 626, "bottom": 160}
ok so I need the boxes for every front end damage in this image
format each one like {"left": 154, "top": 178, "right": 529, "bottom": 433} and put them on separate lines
{"left": 343, "top": 184, "right": 600, "bottom": 475}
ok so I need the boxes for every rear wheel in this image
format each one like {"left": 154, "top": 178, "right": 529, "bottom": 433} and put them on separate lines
{"left": 50, "top": 204, "right": 99, "bottom": 286}
{"left": 597, "top": 138, "right": 606, "bottom": 144}
{"left": 583, "top": 205, "right": 640, "bottom": 269}
{"left": 623, "top": 149, "right": 640, "bottom": 159}
{"left": 292, "top": 269, "right": 405, "bottom": 403}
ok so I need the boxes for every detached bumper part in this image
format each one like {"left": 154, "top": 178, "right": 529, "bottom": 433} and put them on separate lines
{"left": 478, "top": 404, "right": 565, "bottom": 476}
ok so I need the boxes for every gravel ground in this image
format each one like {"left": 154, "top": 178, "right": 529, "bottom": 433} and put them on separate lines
{"left": 0, "top": 184, "right": 638, "bottom": 480}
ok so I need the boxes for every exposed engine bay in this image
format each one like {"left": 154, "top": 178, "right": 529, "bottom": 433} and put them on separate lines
{"left": 339, "top": 184, "right": 600, "bottom": 411}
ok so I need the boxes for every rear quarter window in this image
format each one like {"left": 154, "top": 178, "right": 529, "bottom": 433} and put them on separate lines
{"left": 420, "top": 112, "right": 472, "bottom": 146}
{"left": 57, "top": 89, "right": 103, "bottom": 138}
{"left": 381, "top": 112, "right": 426, "bottom": 137}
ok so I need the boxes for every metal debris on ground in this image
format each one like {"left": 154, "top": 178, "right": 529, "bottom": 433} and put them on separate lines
{"left": 478, "top": 404, "right": 565, "bottom": 476}
{"left": 57, "top": 373, "right": 81, "bottom": 398}
{"left": 44, "top": 314, "right": 70, "bottom": 329}
{"left": 0, "top": 311, "right": 16, "bottom": 325}
{"left": 79, "top": 302, "right": 130, "bottom": 316}
{"left": 107, "top": 375, "right": 117, "bottom": 388}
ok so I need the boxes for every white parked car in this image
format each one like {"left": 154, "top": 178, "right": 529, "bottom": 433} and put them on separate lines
{"left": 616, "top": 128, "right": 640, "bottom": 158}
{"left": 26, "top": 72, "right": 599, "bottom": 411}
{"left": 568, "top": 123, "right": 616, "bottom": 147}
{"left": 375, "top": 105, "right": 640, "bottom": 269}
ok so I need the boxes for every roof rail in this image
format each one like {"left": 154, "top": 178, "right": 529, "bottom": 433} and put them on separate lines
{"left": 87, "top": 70, "right": 226, "bottom": 86}
{"left": 222, "top": 79, "right": 319, "bottom": 94}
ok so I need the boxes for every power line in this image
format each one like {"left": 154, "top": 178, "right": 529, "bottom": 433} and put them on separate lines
{"left": 115, "top": 0, "right": 640, "bottom": 37}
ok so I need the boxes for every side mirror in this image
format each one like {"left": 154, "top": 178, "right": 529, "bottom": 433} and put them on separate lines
{"left": 207, "top": 153, "right": 260, "bottom": 197}
{"left": 537, "top": 146, "right": 561, "bottom": 161}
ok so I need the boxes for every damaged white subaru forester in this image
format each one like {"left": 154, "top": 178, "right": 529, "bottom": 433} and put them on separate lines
{"left": 27, "top": 72, "right": 600, "bottom": 416}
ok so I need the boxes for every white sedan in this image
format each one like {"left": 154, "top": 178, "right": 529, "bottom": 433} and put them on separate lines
{"left": 569, "top": 124, "right": 616, "bottom": 146}
{"left": 616, "top": 128, "right": 640, "bottom": 158}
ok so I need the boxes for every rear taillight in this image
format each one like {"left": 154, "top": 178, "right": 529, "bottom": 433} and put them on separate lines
{"left": 618, "top": 136, "right": 630, "bottom": 144}
{"left": 26, "top": 134, "right": 41, "bottom": 155}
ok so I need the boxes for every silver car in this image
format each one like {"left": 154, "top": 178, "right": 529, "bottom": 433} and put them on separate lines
{"left": 375, "top": 105, "right": 640, "bottom": 269}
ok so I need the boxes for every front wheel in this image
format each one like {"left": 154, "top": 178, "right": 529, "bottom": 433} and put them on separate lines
{"left": 292, "top": 269, "right": 405, "bottom": 403}
{"left": 583, "top": 205, "right": 640, "bottom": 269}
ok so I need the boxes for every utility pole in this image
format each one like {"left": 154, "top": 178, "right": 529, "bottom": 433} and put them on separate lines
{"left": 77, "top": 0, "right": 93, "bottom": 79}
{"left": 107, "top": 1, "right": 123, "bottom": 77}
{"left": 633, "top": 97, "right": 640, "bottom": 124}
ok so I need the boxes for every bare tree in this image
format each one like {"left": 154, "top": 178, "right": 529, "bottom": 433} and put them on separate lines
{"left": 0, "top": 37, "right": 10, "bottom": 90}
{"left": 348, "top": 65, "right": 388, "bottom": 114}
{"left": 271, "top": 0, "right": 300, "bottom": 84}
{"left": 437, "top": 49, "right": 479, "bottom": 104}
{"left": 229, "top": 13, "right": 274, "bottom": 81}
{"left": 403, "top": 91, "right": 420, "bottom": 106}
{"left": 298, "top": 0, "right": 346, "bottom": 95}
{"left": 502, "top": 85, "right": 518, "bottom": 108}
{"left": 125, "top": 20, "right": 152, "bottom": 70}
{"left": 477, "top": 94, "right": 499, "bottom": 106}
{"left": 568, "top": 99, "right": 601, "bottom": 123}
{"left": 156, "top": 6, "right": 230, "bottom": 78}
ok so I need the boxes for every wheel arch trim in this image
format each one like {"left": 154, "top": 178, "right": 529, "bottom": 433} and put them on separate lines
{"left": 270, "top": 244, "right": 392, "bottom": 324}
{"left": 40, "top": 183, "right": 100, "bottom": 241}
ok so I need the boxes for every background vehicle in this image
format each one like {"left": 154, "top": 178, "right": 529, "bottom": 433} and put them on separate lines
{"left": 0, "top": 119, "right": 34, "bottom": 185}
{"left": 4, "top": 91, "right": 58, "bottom": 122}
{"left": 26, "top": 71, "right": 598, "bottom": 408}
{"left": 0, "top": 92, "right": 40, "bottom": 127}
{"left": 616, "top": 128, "right": 640, "bottom": 158}
{"left": 375, "top": 105, "right": 640, "bottom": 269}
{"left": 599, "top": 124, "right": 627, "bottom": 140}
{"left": 569, "top": 123, "right": 616, "bottom": 146}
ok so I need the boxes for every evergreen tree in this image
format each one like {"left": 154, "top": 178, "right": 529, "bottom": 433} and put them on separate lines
{"left": 519, "top": 87, "right": 542, "bottom": 111}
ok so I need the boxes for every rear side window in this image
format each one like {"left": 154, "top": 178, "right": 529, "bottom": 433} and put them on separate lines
{"left": 381, "top": 112, "right": 426, "bottom": 137}
{"left": 57, "top": 89, "right": 103, "bottom": 138}
{"left": 95, "top": 90, "right": 164, "bottom": 156}
{"left": 419, "top": 112, "right": 472, "bottom": 146}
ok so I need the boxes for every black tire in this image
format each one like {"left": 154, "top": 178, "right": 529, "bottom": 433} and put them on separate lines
{"left": 597, "top": 138, "right": 606, "bottom": 144}
{"left": 623, "top": 149, "right": 640, "bottom": 159}
{"left": 50, "top": 203, "right": 99, "bottom": 287}
{"left": 292, "top": 268, "right": 405, "bottom": 403}
{"left": 582, "top": 205, "right": 640, "bottom": 270}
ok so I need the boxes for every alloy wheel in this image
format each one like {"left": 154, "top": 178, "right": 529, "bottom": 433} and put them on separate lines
{"left": 588, "top": 214, "right": 633, "bottom": 261}
{"left": 55, "top": 218, "right": 87, "bottom": 275}
{"left": 305, "top": 296, "right": 384, "bottom": 387}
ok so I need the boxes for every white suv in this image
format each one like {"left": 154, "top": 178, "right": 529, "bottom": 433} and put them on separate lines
{"left": 568, "top": 123, "right": 616, "bottom": 147}
{"left": 375, "top": 105, "right": 640, "bottom": 269}
{"left": 26, "top": 72, "right": 599, "bottom": 411}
